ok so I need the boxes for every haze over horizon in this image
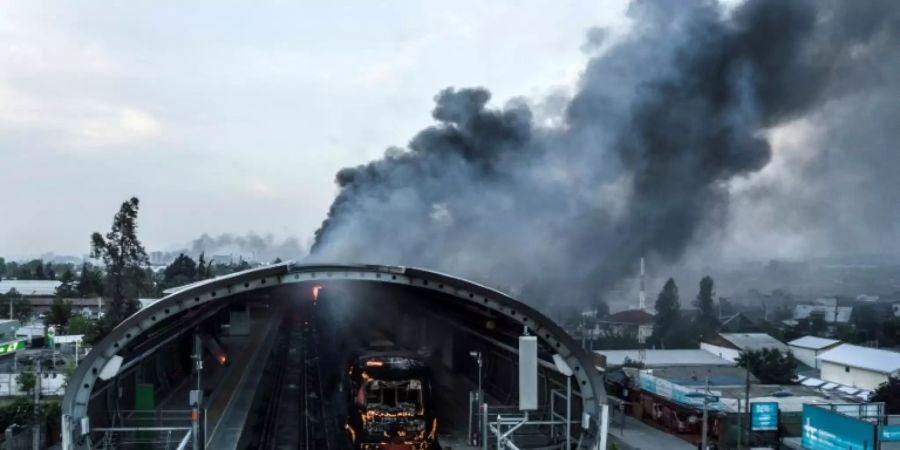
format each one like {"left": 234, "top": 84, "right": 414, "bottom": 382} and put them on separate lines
{"left": 1, "top": 1, "right": 630, "bottom": 259}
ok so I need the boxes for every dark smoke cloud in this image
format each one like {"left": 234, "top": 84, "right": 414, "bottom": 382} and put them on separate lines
{"left": 189, "top": 232, "right": 306, "bottom": 263}
{"left": 310, "top": 0, "right": 900, "bottom": 308}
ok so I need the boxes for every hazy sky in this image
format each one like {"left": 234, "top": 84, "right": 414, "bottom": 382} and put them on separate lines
{"left": 0, "top": 1, "right": 631, "bottom": 259}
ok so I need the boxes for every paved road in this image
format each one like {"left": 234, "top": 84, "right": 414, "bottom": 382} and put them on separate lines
{"left": 608, "top": 415, "right": 694, "bottom": 450}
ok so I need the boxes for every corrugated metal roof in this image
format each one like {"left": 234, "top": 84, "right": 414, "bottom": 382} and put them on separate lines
{"left": 817, "top": 344, "right": 900, "bottom": 374}
{"left": 595, "top": 349, "right": 734, "bottom": 368}
{"left": 644, "top": 365, "right": 758, "bottom": 386}
{"left": 719, "top": 333, "right": 789, "bottom": 352}
{"left": 0, "top": 280, "right": 61, "bottom": 296}
{"left": 788, "top": 336, "right": 842, "bottom": 350}
{"left": 793, "top": 305, "right": 853, "bottom": 323}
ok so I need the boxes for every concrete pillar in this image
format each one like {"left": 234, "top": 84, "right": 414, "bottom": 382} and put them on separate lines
{"left": 229, "top": 304, "right": 250, "bottom": 336}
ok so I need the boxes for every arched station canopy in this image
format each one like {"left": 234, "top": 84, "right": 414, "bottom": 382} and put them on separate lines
{"left": 61, "top": 262, "right": 607, "bottom": 449}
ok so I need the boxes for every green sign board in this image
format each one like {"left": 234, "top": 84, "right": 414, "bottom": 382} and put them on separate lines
{"left": 751, "top": 402, "right": 779, "bottom": 431}
{"left": 135, "top": 384, "right": 155, "bottom": 410}
{"left": 47, "top": 326, "right": 56, "bottom": 348}
{"left": 0, "top": 340, "right": 25, "bottom": 354}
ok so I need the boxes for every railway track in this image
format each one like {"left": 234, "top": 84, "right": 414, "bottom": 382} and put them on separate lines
{"left": 249, "top": 311, "right": 346, "bottom": 450}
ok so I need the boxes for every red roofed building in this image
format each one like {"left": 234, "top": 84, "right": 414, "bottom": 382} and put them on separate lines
{"left": 603, "top": 309, "right": 655, "bottom": 344}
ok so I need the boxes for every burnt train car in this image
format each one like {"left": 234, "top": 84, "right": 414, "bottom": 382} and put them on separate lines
{"left": 345, "top": 351, "right": 439, "bottom": 450}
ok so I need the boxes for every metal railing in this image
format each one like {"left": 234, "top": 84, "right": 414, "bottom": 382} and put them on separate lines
{"left": 92, "top": 427, "right": 192, "bottom": 450}
{"left": 468, "top": 393, "right": 574, "bottom": 450}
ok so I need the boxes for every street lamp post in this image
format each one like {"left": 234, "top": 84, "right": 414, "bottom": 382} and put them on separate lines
{"left": 701, "top": 376, "right": 709, "bottom": 450}
{"left": 686, "top": 376, "right": 713, "bottom": 450}
{"left": 469, "top": 351, "right": 483, "bottom": 446}
{"left": 553, "top": 354, "right": 574, "bottom": 450}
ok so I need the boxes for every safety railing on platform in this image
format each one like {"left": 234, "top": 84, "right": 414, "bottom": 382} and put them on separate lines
{"left": 92, "top": 427, "right": 192, "bottom": 450}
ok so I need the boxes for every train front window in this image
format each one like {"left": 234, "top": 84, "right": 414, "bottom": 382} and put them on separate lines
{"left": 365, "top": 379, "right": 423, "bottom": 409}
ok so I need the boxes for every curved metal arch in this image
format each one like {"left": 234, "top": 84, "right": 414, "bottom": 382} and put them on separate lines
{"left": 62, "top": 262, "right": 607, "bottom": 449}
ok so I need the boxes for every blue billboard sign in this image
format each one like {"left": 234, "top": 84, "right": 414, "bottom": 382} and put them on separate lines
{"left": 751, "top": 402, "right": 779, "bottom": 431}
{"left": 638, "top": 373, "right": 722, "bottom": 410}
{"left": 802, "top": 404, "right": 876, "bottom": 450}
{"left": 880, "top": 425, "right": 900, "bottom": 442}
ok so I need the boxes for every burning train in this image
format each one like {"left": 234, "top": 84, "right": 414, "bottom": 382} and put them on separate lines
{"left": 345, "top": 351, "right": 438, "bottom": 450}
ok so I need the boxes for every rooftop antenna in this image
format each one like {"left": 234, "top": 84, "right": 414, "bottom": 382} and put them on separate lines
{"left": 639, "top": 256, "right": 646, "bottom": 311}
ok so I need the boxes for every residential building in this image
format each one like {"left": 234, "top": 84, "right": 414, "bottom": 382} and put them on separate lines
{"left": 700, "top": 332, "right": 789, "bottom": 362}
{"left": 817, "top": 344, "right": 900, "bottom": 390}
{"left": 29, "top": 297, "right": 103, "bottom": 316}
{"left": 718, "top": 312, "right": 761, "bottom": 333}
{"left": 0, "top": 320, "right": 17, "bottom": 340}
{"left": 601, "top": 309, "right": 655, "bottom": 344}
{"left": 15, "top": 323, "right": 46, "bottom": 343}
{"left": 788, "top": 336, "right": 842, "bottom": 369}
{"left": 792, "top": 304, "right": 853, "bottom": 324}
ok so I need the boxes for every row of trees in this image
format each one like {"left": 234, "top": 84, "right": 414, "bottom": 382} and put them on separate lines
{"left": 649, "top": 276, "right": 719, "bottom": 348}
{"left": 0, "top": 258, "right": 76, "bottom": 282}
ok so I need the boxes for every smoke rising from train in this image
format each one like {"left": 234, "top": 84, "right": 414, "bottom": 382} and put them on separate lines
{"left": 309, "top": 0, "right": 900, "bottom": 307}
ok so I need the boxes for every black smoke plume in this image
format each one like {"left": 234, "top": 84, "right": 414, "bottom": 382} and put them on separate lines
{"left": 310, "top": 0, "right": 900, "bottom": 308}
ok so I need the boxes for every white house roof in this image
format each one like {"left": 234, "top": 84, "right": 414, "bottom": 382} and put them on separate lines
{"left": 788, "top": 336, "right": 841, "bottom": 350}
{"left": 596, "top": 349, "right": 734, "bottom": 368}
{"left": 793, "top": 305, "right": 853, "bottom": 323}
{"left": 718, "top": 333, "right": 789, "bottom": 353}
{"left": 0, "top": 280, "right": 61, "bottom": 297}
{"left": 817, "top": 344, "right": 900, "bottom": 375}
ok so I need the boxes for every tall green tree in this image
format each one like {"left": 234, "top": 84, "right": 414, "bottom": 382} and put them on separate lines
{"left": 33, "top": 260, "right": 45, "bottom": 280}
{"left": 196, "top": 253, "right": 211, "bottom": 280}
{"left": 56, "top": 268, "right": 78, "bottom": 297}
{"left": 45, "top": 298, "right": 73, "bottom": 328}
{"left": 694, "top": 276, "right": 718, "bottom": 332}
{"left": 872, "top": 377, "right": 900, "bottom": 414}
{"left": 16, "top": 373, "right": 36, "bottom": 395}
{"left": 737, "top": 349, "right": 797, "bottom": 385}
{"left": 0, "top": 257, "right": 5, "bottom": 278}
{"left": 45, "top": 262, "right": 56, "bottom": 280}
{"left": 91, "top": 197, "right": 149, "bottom": 327}
{"left": 162, "top": 254, "right": 198, "bottom": 288}
{"left": 66, "top": 314, "right": 94, "bottom": 336}
{"left": 651, "top": 278, "right": 681, "bottom": 348}
{"left": 76, "top": 263, "right": 104, "bottom": 297}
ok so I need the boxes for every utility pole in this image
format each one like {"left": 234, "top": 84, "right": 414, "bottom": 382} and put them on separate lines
{"left": 744, "top": 356, "right": 751, "bottom": 450}
{"left": 701, "top": 376, "right": 709, "bottom": 450}
{"left": 736, "top": 353, "right": 751, "bottom": 449}
{"left": 32, "top": 359, "right": 41, "bottom": 450}
{"left": 469, "top": 351, "right": 483, "bottom": 446}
